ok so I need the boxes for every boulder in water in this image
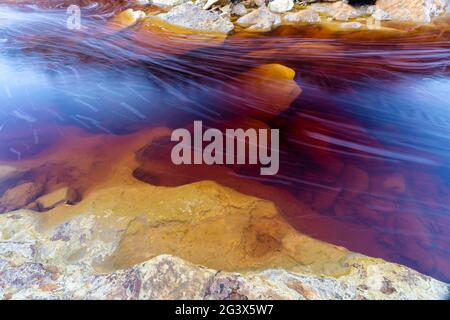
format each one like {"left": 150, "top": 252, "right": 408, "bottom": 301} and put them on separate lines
{"left": 156, "top": 2, "right": 234, "bottom": 34}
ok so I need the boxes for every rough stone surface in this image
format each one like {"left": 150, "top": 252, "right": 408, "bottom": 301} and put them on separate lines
{"left": 0, "top": 234, "right": 448, "bottom": 299}
{"left": 152, "top": 0, "right": 190, "bottom": 7}
{"left": 157, "top": 2, "right": 234, "bottom": 33}
{"left": 375, "top": 0, "right": 448, "bottom": 23}
{"left": 232, "top": 3, "right": 248, "bottom": 16}
{"left": 237, "top": 6, "right": 282, "bottom": 32}
{"left": 310, "top": 1, "right": 360, "bottom": 21}
{"left": 338, "top": 21, "right": 364, "bottom": 29}
{"left": 0, "top": 182, "right": 43, "bottom": 213}
{"left": 268, "top": 0, "right": 294, "bottom": 14}
{"left": 283, "top": 9, "right": 321, "bottom": 23}
{"left": 0, "top": 127, "right": 448, "bottom": 300}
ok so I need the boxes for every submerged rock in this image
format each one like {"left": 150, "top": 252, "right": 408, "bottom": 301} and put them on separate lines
{"left": 0, "top": 182, "right": 43, "bottom": 213}
{"left": 0, "top": 165, "right": 21, "bottom": 184}
{"left": 108, "top": 9, "right": 146, "bottom": 31}
{"left": 228, "top": 63, "right": 301, "bottom": 120}
{"left": 0, "top": 128, "right": 448, "bottom": 299}
{"left": 156, "top": 2, "right": 234, "bottom": 34}
{"left": 35, "top": 187, "right": 79, "bottom": 211}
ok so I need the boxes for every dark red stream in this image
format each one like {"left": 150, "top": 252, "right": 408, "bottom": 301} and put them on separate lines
{"left": 0, "top": 1, "right": 449, "bottom": 281}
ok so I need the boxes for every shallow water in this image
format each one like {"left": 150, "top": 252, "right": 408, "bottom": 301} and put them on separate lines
{"left": 0, "top": 2, "right": 450, "bottom": 281}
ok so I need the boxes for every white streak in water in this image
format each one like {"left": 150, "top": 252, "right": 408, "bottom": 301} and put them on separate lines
{"left": 73, "top": 98, "right": 99, "bottom": 112}
{"left": 120, "top": 102, "right": 146, "bottom": 119}
{"left": 12, "top": 110, "right": 36, "bottom": 123}
{"left": 9, "top": 148, "right": 21, "bottom": 161}
{"left": 33, "top": 129, "right": 39, "bottom": 144}
{"left": 4, "top": 85, "right": 12, "bottom": 98}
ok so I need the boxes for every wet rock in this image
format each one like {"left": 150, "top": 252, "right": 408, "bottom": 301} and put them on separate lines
{"left": 381, "top": 173, "right": 406, "bottom": 194}
{"left": 135, "top": 17, "right": 228, "bottom": 58}
{"left": 310, "top": 1, "right": 360, "bottom": 21}
{"left": 0, "top": 182, "right": 43, "bottom": 213}
{"left": 372, "top": 8, "right": 391, "bottom": 20}
{"left": 287, "top": 115, "right": 345, "bottom": 177}
{"left": 108, "top": 9, "right": 146, "bottom": 31}
{"left": 0, "top": 245, "right": 448, "bottom": 299}
{"left": 152, "top": 0, "right": 190, "bottom": 7}
{"left": 356, "top": 4, "right": 376, "bottom": 16}
{"left": 231, "top": 3, "right": 248, "bottom": 16}
{"left": 134, "top": 0, "right": 151, "bottom": 5}
{"left": 253, "top": 0, "right": 267, "bottom": 7}
{"left": 394, "top": 206, "right": 432, "bottom": 247}
{"left": 341, "top": 165, "right": 370, "bottom": 200}
{"left": 0, "top": 128, "right": 448, "bottom": 299}
{"left": 202, "top": 0, "right": 221, "bottom": 10}
{"left": 157, "top": 2, "right": 234, "bottom": 34}
{"left": 312, "top": 187, "right": 342, "bottom": 211}
{"left": 237, "top": 6, "right": 282, "bottom": 32}
{"left": 375, "top": 0, "right": 448, "bottom": 23}
{"left": 366, "top": 197, "right": 397, "bottom": 212}
{"left": 339, "top": 21, "right": 364, "bottom": 28}
{"left": 268, "top": 0, "right": 294, "bottom": 14}
{"left": 35, "top": 187, "right": 79, "bottom": 211}
{"left": 283, "top": 9, "right": 321, "bottom": 23}
{"left": 230, "top": 64, "right": 301, "bottom": 120}
{"left": 0, "top": 166, "right": 20, "bottom": 184}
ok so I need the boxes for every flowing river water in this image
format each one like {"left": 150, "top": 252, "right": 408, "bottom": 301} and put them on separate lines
{"left": 0, "top": 1, "right": 450, "bottom": 282}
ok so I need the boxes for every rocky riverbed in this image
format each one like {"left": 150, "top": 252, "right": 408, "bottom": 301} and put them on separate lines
{"left": 0, "top": 125, "right": 449, "bottom": 299}
{"left": 0, "top": 0, "right": 449, "bottom": 300}
{"left": 109, "top": 0, "right": 450, "bottom": 34}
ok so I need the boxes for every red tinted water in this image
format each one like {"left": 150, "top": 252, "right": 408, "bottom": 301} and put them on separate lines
{"left": 0, "top": 1, "right": 449, "bottom": 281}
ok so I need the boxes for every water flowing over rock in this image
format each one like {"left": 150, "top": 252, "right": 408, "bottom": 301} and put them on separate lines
{"left": 226, "top": 64, "right": 301, "bottom": 120}
{"left": 108, "top": 8, "right": 146, "bottom": 31}
{"left": 1, "top": 4, "right": 450, "bottom": 298}
{"left": 0, "top": 128, "right": 448, "bottom": 299}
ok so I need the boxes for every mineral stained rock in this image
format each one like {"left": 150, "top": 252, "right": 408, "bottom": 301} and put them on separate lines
{"left": 35, "top": 187, "right": 79, "bottom": 211}
{"left": 0, "top": 182, "right": 43, "bottom": 213}
{"left": 0, "top": 127, "right": 448, "bottom": 300}
{"left": 107, "top": 8, "right": 146, "bottom": 31}
{"left": 227, "top": 63, "right": 301, "bottom": 121}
